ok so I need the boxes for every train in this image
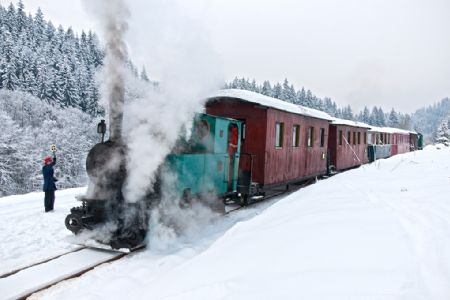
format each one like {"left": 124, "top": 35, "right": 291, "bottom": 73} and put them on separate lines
{"left": 65, "top": 89, "right": 423, "bottom": 249}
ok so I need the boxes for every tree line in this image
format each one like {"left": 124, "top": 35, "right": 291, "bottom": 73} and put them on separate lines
{"left": 225, "top": 77, "right": 413, "bottom": 129}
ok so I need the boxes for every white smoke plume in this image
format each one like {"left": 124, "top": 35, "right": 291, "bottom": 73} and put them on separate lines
{"left": 84, "top": 0, "right": 223, "bottom": 203}
{"left": 121, "top": 0, "right": 224, "bottom": 203}
{"left": 83, "top": 0, "right": 225, "bottom": 248}
{"left": 83, "top": 0, "right": 129, "bottom": 142}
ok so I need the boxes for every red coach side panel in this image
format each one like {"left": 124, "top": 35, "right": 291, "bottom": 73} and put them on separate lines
{"left": 264, "top": 108, "right": 329, "bottom": 186}
{"left": 329, "top": 124, "right": 369, "bottom": 171}
{"left": 398, "top": 133, "right": 410, "bottom": 154}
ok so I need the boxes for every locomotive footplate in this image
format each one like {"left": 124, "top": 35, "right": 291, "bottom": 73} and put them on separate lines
{"left": 65, "top": 198, "right": 110, "bottom": 234}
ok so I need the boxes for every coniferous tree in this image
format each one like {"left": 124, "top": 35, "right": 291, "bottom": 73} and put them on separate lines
{"left": 388, "top": 108, "right": 400, "bottom": 128}
{"left": 435, "top": 117, "right": 450, "bottom": 143}
{"left": 281, "top": 78, "right": 295, "bottom": 103}
{"left": 261, "top": 80, "right": 272, "bottom": 97}
{"left": 361, "top": 106, "right": 370, "bottom": 124}
{"left": 140, "top": 67, "right": 149, "bottom": 82}
{"left": 273, "top": 82, "right": 282, "bottom": 99}
{"left": 342, "top": 105, "right": 354, "bottom": 120}
{"left": 377, "top": 107, "right": 386, "bottom": 126}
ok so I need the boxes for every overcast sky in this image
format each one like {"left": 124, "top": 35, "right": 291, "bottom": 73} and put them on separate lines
{"left": 2, "top": 0, "right": 449, "bottom": 113}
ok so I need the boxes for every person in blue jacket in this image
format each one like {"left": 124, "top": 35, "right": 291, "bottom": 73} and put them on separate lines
{"left": 43, "top": 153, "right": 57, "bottom": 212}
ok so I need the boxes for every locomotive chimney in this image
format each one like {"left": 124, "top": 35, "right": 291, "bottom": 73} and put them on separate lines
{"left": 102, "top": 1, "right": 128, "bottom": 143}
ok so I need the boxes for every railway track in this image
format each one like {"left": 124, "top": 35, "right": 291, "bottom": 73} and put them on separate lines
{"left": 0, "top": 245, "right": 144, "bottom": 300}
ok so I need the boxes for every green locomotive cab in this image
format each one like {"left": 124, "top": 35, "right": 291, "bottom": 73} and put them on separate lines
{"left": 165, "top": 114, "right": 242, "bottom": 208}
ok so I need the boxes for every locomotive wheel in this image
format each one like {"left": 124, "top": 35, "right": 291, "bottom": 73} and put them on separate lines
{"left": 239, "top": 195, "right": 249, "bottom": 207}
{"left": 65, "top": 213, "right": 84, "bottom": 234}
{"left": 110, "top": 229, "right": 146, "bottom": 250}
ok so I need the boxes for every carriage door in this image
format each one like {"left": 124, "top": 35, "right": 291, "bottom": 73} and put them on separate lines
{"left": 227, "top": 124, "right": 239, "bottom": 191}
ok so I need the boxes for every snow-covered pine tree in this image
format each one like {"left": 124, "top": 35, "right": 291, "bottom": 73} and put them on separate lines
{"left": 273, "top": 82, "right": 282, "bottom": 99}
{"left": 361, "top": 106, "right": 370, "bottom": 124}
{"left": 388, "top": 108, "right": 400, "bottom": 128}
{"left": 0, "top": 29, "right": 20, "bottom": 90}
{"left": 261, "top": 80, "right": 273, "bottom": 97}
{"left": 377, "top": 107, "right": 386, "bottom": 126}
{"left": 140, "top": 67, "right": 150, "bottom": 82}
{"left": 342, "top": 105, "right": 354, "bottom": 120}
{"left": 435, "top": 117, "right": 450, "bottom": 144}
{"left": 281, "top": 78, "right": 295, "bottom": 102}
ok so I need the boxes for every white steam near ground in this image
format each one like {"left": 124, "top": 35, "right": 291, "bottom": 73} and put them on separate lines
{"left": 83, "top": 0, "right": 225, "bottom": 250}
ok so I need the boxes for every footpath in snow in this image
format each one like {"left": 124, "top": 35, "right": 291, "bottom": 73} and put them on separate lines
{"left": 1, "top": 147, "right": 450, "bottom": 300}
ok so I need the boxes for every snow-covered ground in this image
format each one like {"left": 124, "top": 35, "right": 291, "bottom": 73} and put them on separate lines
{"left": 2, "top": 147, "right": 450, "bottom": 299}
{"left": 0, "top": 188, "right": 85, "bottom": 275}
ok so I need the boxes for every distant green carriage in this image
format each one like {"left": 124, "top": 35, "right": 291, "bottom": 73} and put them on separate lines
{"left": 417, "top": 133, "right": 424, "bottom": 150}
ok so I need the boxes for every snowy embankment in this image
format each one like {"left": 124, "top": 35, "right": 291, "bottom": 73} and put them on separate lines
{"left": 2, "top": 147, "right": 450, "bottom": 299}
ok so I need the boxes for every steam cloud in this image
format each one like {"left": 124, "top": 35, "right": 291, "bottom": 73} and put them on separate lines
{"left": 84, "top": 0, "right": 224, "bottom": 248}
{"left": 121, "top": 0, "right": 224, "bottom": 203}
{"left": 84, "top": 0, "right": 129, "bottom": 142}
{"left": 121, "top": 0, "right": 225, "bottom": 249}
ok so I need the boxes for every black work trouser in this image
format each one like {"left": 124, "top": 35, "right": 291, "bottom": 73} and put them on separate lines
{"left": 44, "top": 190, "right": 55, "bottom": 212}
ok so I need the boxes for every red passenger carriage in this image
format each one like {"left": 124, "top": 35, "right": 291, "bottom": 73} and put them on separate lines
{"left": 328, "top": 119, "right": 370, "bottom": 171}
{"left": 206, "top": 89, "right": 332, "bottom": 195}
{"left": 391, "top": 130, "right": 411, "bottom": 155}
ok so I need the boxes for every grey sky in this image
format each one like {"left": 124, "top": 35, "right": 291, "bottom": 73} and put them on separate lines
{"left": 2, "top": 0, "right": 449, "bottom": 113}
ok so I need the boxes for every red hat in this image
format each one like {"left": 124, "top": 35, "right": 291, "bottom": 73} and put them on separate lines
{"left": 44, "top": 156, "right": 53, "bottom": 165}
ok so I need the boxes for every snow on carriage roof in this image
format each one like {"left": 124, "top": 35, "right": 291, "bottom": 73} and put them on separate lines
{"left": 330, "top": 118, "right": 372, "bottom": 129}
{"left": 369, "top": 126, "right": 417, "bottom": 135}
{"left": 208, "top": 89, "right": 333, "bottom": 121}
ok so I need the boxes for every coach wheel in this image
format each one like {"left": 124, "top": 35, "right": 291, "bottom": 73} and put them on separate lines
{"left": 65, "top": 213, "right": 84, "bottom": 234}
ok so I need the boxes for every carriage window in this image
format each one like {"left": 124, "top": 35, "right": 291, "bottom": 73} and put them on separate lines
{"left": 292, "top": 125, "right": 300, "bottom": 147}
{"left": 364, "top": 132, "right": 367, "bottom": 144}
{"left": 320, "top": 128, "right": 325, "bottom": 147}
{"left": 339, "top": 130, "right": 343, "bottom": 145}
{"left": 353, "top": 132, "right": 356, "bottom": 145}
{"left": 275, "top": 122, "right": 284, "bottom": 148}
{"left": 380, "top": 133, "right": 383, "bottom": 144}
{"left": 195, "top": 120, "right": 210, "bottom": 139}
{"left": 307, "top": 127, "right": 314, "bottom": 147}
{"left": 241, "top": 122, "right": 246, "bottom": 141}
{"left": 357, "top": 132, "right": 361, "bottom": 145}
{"left": 347, "top": 131, "right": 351, "bottom": 145}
